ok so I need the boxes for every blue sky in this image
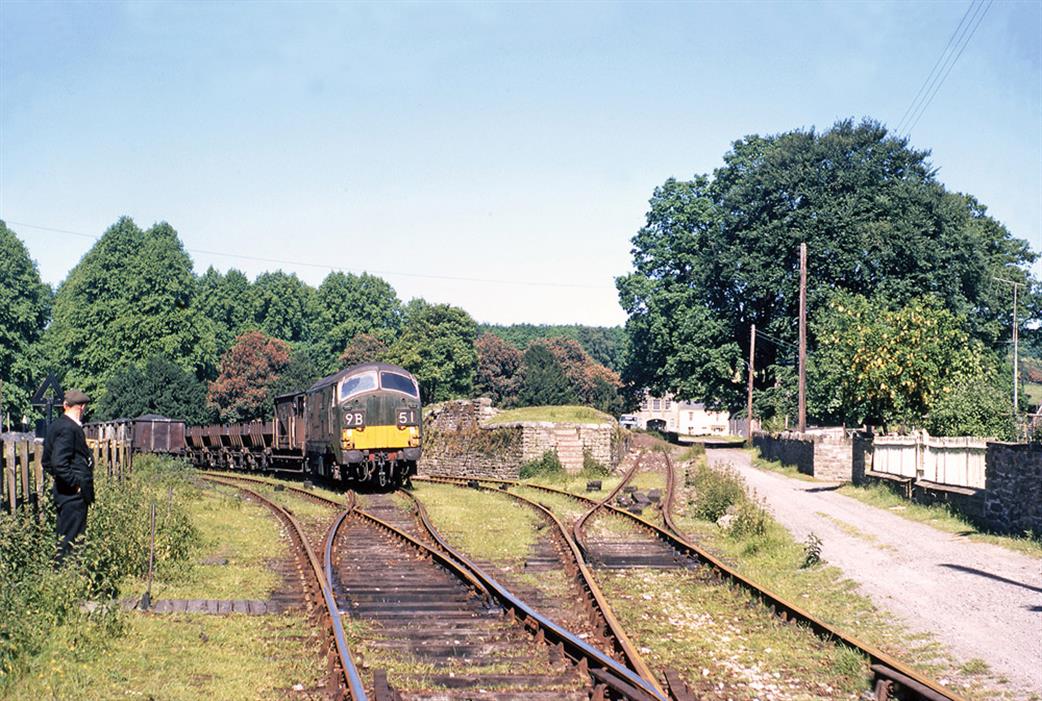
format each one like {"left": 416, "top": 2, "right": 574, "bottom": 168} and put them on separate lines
{"left": 2, "top": 1, "right": 1039, "bottom": 326}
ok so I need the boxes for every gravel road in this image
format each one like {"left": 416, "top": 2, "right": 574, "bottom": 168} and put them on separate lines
{"left": 705, "top": 447, "right": 1042, "bottom": 698}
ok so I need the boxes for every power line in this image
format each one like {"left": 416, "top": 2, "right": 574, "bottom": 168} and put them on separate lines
{"left": 893, "top": 0, "right": 977, "bottom": 136}
{"left": 903, "top": 0, "right": 992, "bottom": 137}
{"left": 6, "top": 220, "right": 615, "bottom": 291}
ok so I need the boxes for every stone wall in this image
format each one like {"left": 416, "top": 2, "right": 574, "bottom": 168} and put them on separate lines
{"left": 418, "top": 399, "right": 620, "bottom": 478}
{"left": 752, "top": 430, "right": 854, "bottom": 482}
{"left": 982, "top": 443, "right": 1042, "bottom": 536}
{"left": 418, "top": 399, "right": 522, "bottom": 479}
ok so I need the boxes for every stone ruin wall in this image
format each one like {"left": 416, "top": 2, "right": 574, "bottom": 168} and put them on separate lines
{"left": 418, "top": 399, "right": 619, "bottom": 478}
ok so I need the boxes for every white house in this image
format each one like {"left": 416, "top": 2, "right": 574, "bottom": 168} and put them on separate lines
{"left": 631, "top": 392, "right": 730, "bottom": 436}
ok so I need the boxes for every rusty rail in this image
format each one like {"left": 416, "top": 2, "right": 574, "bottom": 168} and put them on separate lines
{"left": 398, "top": 489, "right": 667, "bottom": 701}
{"left": 205, "top": 472, "right": 664, "bottom": 699}
{"left": 437, "top": 475, "right": 667, "bottom": 699}
{"left": 202, "top": 475, "right": 367, "bottom": 700}
{"left": 572, "top": 451, "right": 645, "bottom": 561}
{"left": 420, "top": 472, "right": 966, "bottom": 701}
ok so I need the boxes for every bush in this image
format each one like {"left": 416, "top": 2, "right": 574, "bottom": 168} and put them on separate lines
{"left": 0, "top": 455, "right": 198, "bottom": 690}
{"left": 579, "top": 449, "right": 610, "bottom": 478}
{"left": 519, "top": 450, "right": 565, "bottom": 479}
{"left": 689, "top": 462, "right": 746, "bottom": 521}
{"left": 727, "top": 498, "right": 769, "bottom": 539}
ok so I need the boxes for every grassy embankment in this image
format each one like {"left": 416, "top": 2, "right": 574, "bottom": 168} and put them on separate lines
{"left": 485, "top": 405, "right": 614, "bottom": 424}
{"left": 2, "top": 460, "right": 325, "bottom": 700}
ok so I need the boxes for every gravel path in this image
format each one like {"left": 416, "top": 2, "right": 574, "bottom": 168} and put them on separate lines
{"left": 705, "top": 447, "right": 1042, "bottom": 697}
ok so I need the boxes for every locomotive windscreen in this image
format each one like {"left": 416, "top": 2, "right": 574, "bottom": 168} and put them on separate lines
{"left": 380, "top": 372, "right": 418, "bottom": 396}
{"left": 340, "top": 371, "right": 377, "bottom": 400}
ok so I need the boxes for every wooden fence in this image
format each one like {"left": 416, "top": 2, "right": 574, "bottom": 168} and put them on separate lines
{"left": 1, "top": 434, "right": 44, "bottom": 513}
{"left": 1, "top": 434, "right": 132, "bottom": 513}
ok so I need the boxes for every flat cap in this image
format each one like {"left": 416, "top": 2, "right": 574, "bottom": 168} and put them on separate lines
{"left": 63, "top": 389, "right": 91, "bottom": 405}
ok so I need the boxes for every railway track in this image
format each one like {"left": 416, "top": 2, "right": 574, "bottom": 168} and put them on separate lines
{"left": 411, "top": 478, "right": 671, "bottom": 699}
{"left": 422, "top": 459, "right": 966, "bottom": 701}
{"left": 200, "top": 474, "right": 367, "bottom": 701}
{"left": 204, "top": 472, "right": 666, "bottom": 700}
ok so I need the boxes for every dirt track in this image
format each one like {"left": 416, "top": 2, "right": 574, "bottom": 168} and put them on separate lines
{"left": 705, "top": 447, "right": 1042, "bottom": 698}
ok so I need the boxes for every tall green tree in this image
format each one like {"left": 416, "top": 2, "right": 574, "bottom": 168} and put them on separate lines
{"left": 196, "top": 267, "right": 252, "bottom": 364}
{"left": 809, "top": 292, "right": 992, "bottom": 428}
{"left": 0, "top": 222, "right": 51, "bottom": 423}
{"left": 618, "top": 118, "right": 1039, "bottom": 410}
{"left": 518, "top": 344, "right": 576, "bottom": 407}
{"left": 44, "top": 217, "right": 216, "bottom": 400}
{"left": 316, "top": 272, "right": 402, "bottom": 361}
{"left": 250, "top": 271, "right": 319, "bottom": 344}
{"left": 387, "top": 300, "right": 477, "bottom": 403}
{"left": 94, "top": 355, "right": 212, "bottom": 425}
{"left": 478, "top": 323, "right": 627, "bottom": 371}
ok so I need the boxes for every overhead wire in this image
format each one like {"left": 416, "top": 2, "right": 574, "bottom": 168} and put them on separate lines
{"left": 6, "top": 220, "right": 615, "bottom": 290}
{"left": 903, "top": 0, "right": 992, "bottom": 137}
{"left": 893, "top": 0, "right": 978, "bottom": 136}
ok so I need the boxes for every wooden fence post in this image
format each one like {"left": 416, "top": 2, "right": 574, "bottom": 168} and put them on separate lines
{"left": 4, "top": 441, "right": 16, "bottom": 513}
{"left": 19, "top": 441, "right": 30, "bottom": 506}
{"left": 33, "top": 441, "right": 44, "bottom": 517}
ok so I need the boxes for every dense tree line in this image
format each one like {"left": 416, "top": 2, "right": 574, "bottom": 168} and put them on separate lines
{"left": 478, "top": 323, "right": 627, "bottom": 372}
{"left": 618, "top": 118, "right": 1039, "bottom": 437}
{"left": 1, "top": 218, "right": 623, "bottom": 427}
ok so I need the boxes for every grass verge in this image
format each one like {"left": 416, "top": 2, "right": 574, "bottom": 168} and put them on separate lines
{"left": 485, "top": 405, "right": 613, "bottom": 424}
{"left": 412, "top": 481, "right": 539, "bottom": 562}
{"left": 600, "top": 568, "right": 867, "bottom": 700}
{"left": 147, "top": 483, "right": 284, "bottom": 600}
{"left": 4, "top": 613, "right": 323, "bottom": 700}
{"left": 835, "top": 483, "right": 1042, "bottom": 558}
{"left": 671, "top": 455, "right": 1020, "bottom": 699}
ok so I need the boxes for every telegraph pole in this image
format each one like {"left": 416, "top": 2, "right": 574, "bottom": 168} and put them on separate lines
{"left": 798, "top": 243, "right": 807, "bottom": 433}
{"left": 994, "top": 277, "right": 1022, "bottom": 415}
{"left": 746, "top": 324, "right": 756, "bottom": 445}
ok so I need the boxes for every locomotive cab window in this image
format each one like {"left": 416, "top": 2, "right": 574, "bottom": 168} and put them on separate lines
{"left": 339, "top": 371, "right": 377, "bottom": 400}
{"left": 380, "top": 371, "right": 418, "bottom": 397}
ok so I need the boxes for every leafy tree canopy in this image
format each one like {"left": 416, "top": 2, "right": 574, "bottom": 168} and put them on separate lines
{"left": 250, "top": 271, "right": 319, "bottom": 344}
{"left": 519, "top": 343, "right": 577, "bottom": 407}
{"left": 94, "top": 354, "right": 212, "bottom": 425}
{"left": 196, "top": 267, "right": 253, "bottom": 365}
{"left": 809, "top": 292, "right": 994, "bottom": 428}
{"left": 44, "top": 217, "right": 216, "bottom": 401}
{"left": 207, "top": 330, "right": 291, "bottom": 423}
{"left": 339, "top": 333, "right": 390, "bottom": 369}
{"left": 0, "top": 221, "right": 52, "bottom": 422}
{"left": 268, "top": 343, "right": 329, "bottom": 399}
{"left": 618, "top": 118, "right": 1039, "bottom": 411}
{"left": 479, "top": 323, "right": 626, "bottom": 371}
{"left": 316, "top": 272, "right": 402, "bottom": 362}
{"left": 387, "top": 299, "right": 477, "bottom": 403}
{"left": 474, "top": 333, "right": 524, "bottom": 407}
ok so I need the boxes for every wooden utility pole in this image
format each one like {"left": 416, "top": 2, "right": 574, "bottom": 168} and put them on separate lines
{"left": 798, "top": 243, "right": 807, "bottom": 433}
{"left": 746, "top": 324, "right": 756, "bottom": 445}
{"left": 994, "top": 277, "right": 1022, "bottom": 416}
{"left": 1013, "top": 281, "right": 1019, "bottom": 413}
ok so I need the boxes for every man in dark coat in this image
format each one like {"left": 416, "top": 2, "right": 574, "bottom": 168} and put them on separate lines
{"left": 42, "top": 390, "right": 95, "bottom": 563}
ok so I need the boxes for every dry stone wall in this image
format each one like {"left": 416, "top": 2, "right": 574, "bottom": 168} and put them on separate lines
{"left": 418, "top": 399, "right": 619, "bottom": 478}
{"left": 752, "top": 431, "right": 854, "bottom": 482}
